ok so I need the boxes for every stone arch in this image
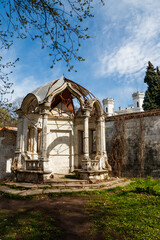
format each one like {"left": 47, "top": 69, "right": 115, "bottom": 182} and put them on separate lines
{"left": 46, "top": 82, "right": 85, "bottom": 109}
{"left": 21, "top": 93, "right": 39, "bottom": 114}
{"left": 86, "top": 98, "right": 104, "bottom": 116}
{"left": 93, "top": 99, "right": 104, "bottom": 116}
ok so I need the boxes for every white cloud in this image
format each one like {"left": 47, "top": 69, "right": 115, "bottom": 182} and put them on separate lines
{"left": 12, "top": 76, "right": 40, "bottom": 100}
{"left": 94, "top": 0, "right": 160, "bottom": 84}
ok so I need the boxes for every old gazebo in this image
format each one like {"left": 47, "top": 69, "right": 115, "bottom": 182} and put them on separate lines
{"left": 13, "top": 76, "right": 111, "bottom": 182}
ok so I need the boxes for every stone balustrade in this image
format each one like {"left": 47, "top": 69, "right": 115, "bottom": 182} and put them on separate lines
{"left": 26, "top": 160, "right": 43, "bottom": 171}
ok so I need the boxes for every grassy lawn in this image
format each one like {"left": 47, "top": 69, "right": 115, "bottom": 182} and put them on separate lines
{"left": 0, "top": 177, "right": 160, "bottom": 240}
{"left": 85, "top": 177, "right": 160, "bottom": 240}
{"left": 0, "top": 209, "right": 61, "bottom": 240}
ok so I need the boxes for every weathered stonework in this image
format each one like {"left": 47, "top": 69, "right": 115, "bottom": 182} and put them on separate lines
{"left": 2, "top": 102, "right": 160, "bottom": 181}
{"left": 13, "top": 76, "right": 110, "bottom": 183}
{"left": 106, "top": 110, "right": 160, "bottom": 178}
{"left": 0, "top": 128, "right": 17, "bottom": 180}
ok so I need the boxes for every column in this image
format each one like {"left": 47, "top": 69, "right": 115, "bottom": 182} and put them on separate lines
{"left": 102, "top": 118, "right": 107, "bottom": 154}
{"left": 96, "top": 116, "right": 106, "bottom": 154}
{"left": 41, "top": 113, "right": 48, "bottom": 160}
{"left": 15, "top": 111, "right": 23, "bottom": 152}
{"left": 73, "top": 122, "right": 79, "bottom": 168}
{"left": 33, "top": 127, "right": 38, "bottom": 159}
{"left": 14, "top": 110, "right": 23, "bottom": 170}
{"left": 22, "top": 116, "right": 28, "bottom": 153}
{"left": 83, "top": 110, "right": 90, "bottom": 159}
{"left": 97, "top": 115, "right": 110, "bottom": 170}
{"left": 96, "top": 118, "right": 101, "bottom": 154}
{"left": 95, "top": 116, "right": 106, "bottom": 170}
{"left": 81, "top": 109, "right": 91, "bottom": 171}
{"left": 40, "top": 103, "right": 50, "bottom": 176}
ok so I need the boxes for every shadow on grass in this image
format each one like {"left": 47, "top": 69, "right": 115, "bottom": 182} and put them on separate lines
{"left": 0, "top": 208, "right": 62, "bottom": 240}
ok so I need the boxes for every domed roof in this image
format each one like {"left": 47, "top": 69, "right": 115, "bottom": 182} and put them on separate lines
{"left": 31, "top": 75, "right": 95, "bottom": 104}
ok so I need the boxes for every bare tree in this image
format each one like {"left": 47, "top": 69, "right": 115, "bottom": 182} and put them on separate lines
{"left": 0, "top": 56, "right": 19, "bottom": 126}
{"left": 0, "top": 0, "right": 104, "bottom": 70}
{"left": 0, "top": 56, "right": 16, "bottom": 109}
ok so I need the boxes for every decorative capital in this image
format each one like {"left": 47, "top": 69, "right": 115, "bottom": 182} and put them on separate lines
{"left": 40, "top": 103, "right": 50, "bottom": 115}
{"left": 82, "top": 109, "right": 91, "bottom": 118}
{"left": 96, "top": 116, "right": 105, "bottom": 122}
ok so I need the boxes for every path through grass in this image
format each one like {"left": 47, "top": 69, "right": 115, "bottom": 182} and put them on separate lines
{"left": 0, "top": 178, "right": 160, "bottom": 240}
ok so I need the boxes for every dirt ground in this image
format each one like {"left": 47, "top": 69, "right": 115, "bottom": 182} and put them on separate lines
{"left": 0, "top": 194, "right": 99, "bottom": 240}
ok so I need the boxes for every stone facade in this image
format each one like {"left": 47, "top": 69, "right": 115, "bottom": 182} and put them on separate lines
{"left": 106, "top": 110, "right": 160, "bottom": 178}
{"left": 13, "top": 76, "right": 110, "bottom": 183}
{"left": 1, "top": 108, "right": 160, "bottom": 180}
{"left": 0, "top": 128, "right": 17, "bottom": 180}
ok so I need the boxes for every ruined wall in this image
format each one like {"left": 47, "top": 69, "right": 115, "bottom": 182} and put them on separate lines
{"left": 106, "top": 110, "right": 160, "bottom": 178}
{"left": 0, "top": 129, "right": 17, "bottom": 180}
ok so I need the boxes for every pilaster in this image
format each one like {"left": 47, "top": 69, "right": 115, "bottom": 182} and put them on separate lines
{"left": 82, "top": 108, "right": 91, "bottom": 170}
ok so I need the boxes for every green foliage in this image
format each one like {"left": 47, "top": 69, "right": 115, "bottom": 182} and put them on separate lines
{"left": 0, "top": 192, "right": 36, "bottom": 200}
{"left": 86, "top": 178, "right": 160, "bottom": 240}
{"left": 143, "top": 61, "right": 160, "bottom": 110}
{"left": 130, "top": 177, "right": 160, "bottom": 196}
{"left": 0, "top": 0, "right": 104, "bottom": 70}
{"left": 0, "top": 209, "right": 62, "bottom": 240}
{"left": 0, "top": 107, "right": 17, "bottom": 127}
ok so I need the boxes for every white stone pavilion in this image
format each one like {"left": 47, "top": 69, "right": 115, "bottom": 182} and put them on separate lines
{"left": 12, "top": 76, "right": 111, "bottom": 183}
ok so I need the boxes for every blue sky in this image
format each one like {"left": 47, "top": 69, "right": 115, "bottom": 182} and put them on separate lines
{"left": 2, "top": 0, "right": 160, "bottom": 110}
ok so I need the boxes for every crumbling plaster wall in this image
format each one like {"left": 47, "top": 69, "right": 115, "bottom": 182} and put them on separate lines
{"left": 106, "top": 110, "right": 160, "bottom": 178}
{"left": 0, "top": 129, "right": 16, "bottom": 180}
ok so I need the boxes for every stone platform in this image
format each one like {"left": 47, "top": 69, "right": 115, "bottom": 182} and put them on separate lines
{"left": 75, "top": 169, "right": 108, "bottom": 183}
{"left": 0, "top": 177, "right": 131, "bottom": 197}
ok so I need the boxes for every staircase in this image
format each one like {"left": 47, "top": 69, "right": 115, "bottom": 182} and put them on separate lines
{"left": 0, "top": 177, "right": 131, "bottom": 197}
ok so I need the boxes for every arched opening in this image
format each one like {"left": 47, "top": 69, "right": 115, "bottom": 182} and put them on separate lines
{"left": 21, "top": 94, "right": 39, "bottom": 114}
{"left": 49, "top": 84, "right": 84, "bottom": 117}
{"left": 137, "top": 101, "right": 139, "bottom": 107}
{"left": 50, "top": 88, "right": 75, "bottom": 116}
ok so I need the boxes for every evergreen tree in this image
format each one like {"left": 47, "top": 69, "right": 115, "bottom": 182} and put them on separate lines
{"left": 143, "top": 61, "right": 160, "bottom": 110}
{"left": 156, "top": 66, "right": 160, "bottom": 105}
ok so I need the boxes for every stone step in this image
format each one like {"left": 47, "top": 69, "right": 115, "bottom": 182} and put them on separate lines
{"left": 45, "top": 179, "right": 89, "bottom": 185}
{"left": 53, "top": 180, "right": 88, "bottom": 184}
{"left": 6, "top": 182, "right": 39, "bottom": 189}
{"left": 2, "top": 178, "right": 125, "bottom": 191}
{"left": 0, "top": 180, "right": 131, "bottom": 196}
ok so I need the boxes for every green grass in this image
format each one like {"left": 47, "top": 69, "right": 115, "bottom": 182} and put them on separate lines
{"left": 0, "top": 209, "right": 62, "bottom": 240}
{"left": 7, "top": 184, "right": 26, "bottom": 190}
{"left": 40, "top": 185, "right": 52, "bottom": 190}
{"left": 1, "top": 178, "right": 160, "bottom": 240}
{"left": 85, "top": 177, "right": 160, "bottom": 240}
{"left": 0, "top": 192, "right": 37, "bottom": 199}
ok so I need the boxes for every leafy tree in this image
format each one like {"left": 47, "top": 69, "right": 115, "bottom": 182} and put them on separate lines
{"left": 0, "top": 0, "right": 104, "bottom": 123}
{"left": 143, "top": 61, "right": 160, "bottom": 110}
{"left": 0, "top": 107, "right": 17, "bottom": 127}
{"left": 0, "top": 0, "right": 104, "bottom": 70}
